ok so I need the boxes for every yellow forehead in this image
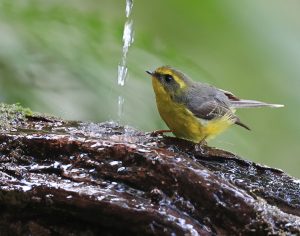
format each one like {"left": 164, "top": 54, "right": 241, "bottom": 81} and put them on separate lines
{"left": 155, "top": 66, "right": 187, "bottom": 89}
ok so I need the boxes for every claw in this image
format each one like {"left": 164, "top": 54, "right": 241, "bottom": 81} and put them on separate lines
{"left": 195, "top": 139, "right": 208, "bottom": 154}
{"left": 149, "top": 130, "right": 173, "bottom": 137}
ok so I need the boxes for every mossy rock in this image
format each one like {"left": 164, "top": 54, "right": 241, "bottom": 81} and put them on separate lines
{"left": 0, "top": 103, "right": 33, "bottom": 131}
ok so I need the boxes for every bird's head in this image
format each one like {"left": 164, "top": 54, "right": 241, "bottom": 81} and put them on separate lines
{"left": 146, "top": 66, "right": 191, "bottom": 97}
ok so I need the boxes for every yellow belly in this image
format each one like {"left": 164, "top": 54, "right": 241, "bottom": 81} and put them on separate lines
{"left": 152, "top": 79, "right": 233, "bottom": 142}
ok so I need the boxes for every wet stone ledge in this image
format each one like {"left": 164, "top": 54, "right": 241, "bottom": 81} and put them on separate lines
{"left": 0, "top": 105, "right": 299, "bottom": 235}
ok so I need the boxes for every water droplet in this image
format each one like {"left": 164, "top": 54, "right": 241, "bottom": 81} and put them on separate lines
{"left": 138, "top": 148, "right": 151, "bottom": 153}
{"left": 109, "top": 161, "right": 122, "bottom": 166}
{"left": 117, "top": 167, "right": 126, "bottom": 172}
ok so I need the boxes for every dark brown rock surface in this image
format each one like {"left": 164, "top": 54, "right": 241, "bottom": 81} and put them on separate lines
{"left": 0, "top": 106, "right": 299, "bottom": 235}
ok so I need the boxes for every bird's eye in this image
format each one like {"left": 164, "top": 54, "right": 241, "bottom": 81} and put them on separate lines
{"left": 164, "top": 74, "right": 173, "bottom": 83}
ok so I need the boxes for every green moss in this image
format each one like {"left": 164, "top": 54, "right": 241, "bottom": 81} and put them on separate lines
{"left": 12, "top": 103, "right": 33, "bottom": 117}
{"left": 0, "top": 103, "right": 33, "bottom": 130}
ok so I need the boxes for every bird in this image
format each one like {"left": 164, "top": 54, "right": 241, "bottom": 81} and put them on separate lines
{"left": 146, "top": 66, "right": 284, "bottom": 144}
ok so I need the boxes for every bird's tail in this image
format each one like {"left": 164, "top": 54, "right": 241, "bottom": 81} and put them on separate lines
{"left": 235, "top": 119, "right": 251, "bottom": 130}
{"left": 230, "top": 99, "right": 284, "bottom": 109}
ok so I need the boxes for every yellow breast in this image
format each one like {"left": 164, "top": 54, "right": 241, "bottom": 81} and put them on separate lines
{"left": 152, "top": 78, "right": 233, "bottom": 142}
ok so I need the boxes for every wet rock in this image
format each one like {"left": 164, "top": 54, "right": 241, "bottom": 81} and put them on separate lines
{"left": 0, "top": 104, "right": 299, "bottom": 235}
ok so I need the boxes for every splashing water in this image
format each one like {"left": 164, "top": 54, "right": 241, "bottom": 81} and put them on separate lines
{"left": 117, "top": 0, "right": 134, "bottom": 121}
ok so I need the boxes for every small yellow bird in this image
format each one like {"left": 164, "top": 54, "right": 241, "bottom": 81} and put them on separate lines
{"left": 146, "top": 66, "right": 283, "bottom": 143}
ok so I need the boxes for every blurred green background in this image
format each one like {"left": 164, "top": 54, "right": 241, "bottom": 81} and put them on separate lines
{"left": 0, "top": 0, "right": 299, "bottom": 177}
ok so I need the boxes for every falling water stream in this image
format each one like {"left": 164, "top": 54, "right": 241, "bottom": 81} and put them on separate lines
{"left": 117, "top": 0, "right": 134, "bottom": 121}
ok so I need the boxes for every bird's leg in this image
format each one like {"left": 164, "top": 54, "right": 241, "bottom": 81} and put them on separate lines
{"left": 199, "top": 139, "right": 208, "bottom": 146}
{"left": 195, "top": 137, "right": 208, "bottom": 154}
{"left": 150, "top": 129, "right": 173, "bottom": 137}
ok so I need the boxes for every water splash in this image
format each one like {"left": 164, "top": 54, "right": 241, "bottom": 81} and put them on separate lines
{"left": 117, "top": 0, "right": 134, "bottom": 122}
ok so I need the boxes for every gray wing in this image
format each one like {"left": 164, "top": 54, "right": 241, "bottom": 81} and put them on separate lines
{"left": 188, "top": 100, "right": 232, "bottom": 120}
{"left": 183, "top": 83, "right": 251, "bottom": 130}
{"left": 184, "top": 83, "right": 234, "bottom": 120}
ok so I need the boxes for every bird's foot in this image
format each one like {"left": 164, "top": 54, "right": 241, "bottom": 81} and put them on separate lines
{"left": 149, "top": 130, "right": 173, "bottom": 137}
{"left": 195, "top": 139, "right": 208, "bottom": 155}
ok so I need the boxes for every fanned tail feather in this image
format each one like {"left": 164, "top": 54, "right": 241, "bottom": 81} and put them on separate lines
{"left": 230, "top": 99, "right": 284, "bottom": 109}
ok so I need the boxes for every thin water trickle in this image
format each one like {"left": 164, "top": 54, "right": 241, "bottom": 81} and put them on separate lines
{"left": 117, "top": 0, "right": 134, "bottom": 121}
{"left": 118, "top": 95, "right": 125, "bottom": 118}
{"left": 117, "top": 19, "right": 134, "bottom": 86}
{"left": 117, "top": 65, "right": 127, "bottom": 87}
{"left": 125, "top": 0, "right": 133, "bottom": 18}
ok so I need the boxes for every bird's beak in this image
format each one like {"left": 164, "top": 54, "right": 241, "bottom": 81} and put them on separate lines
{"left": 146, "top": 70, "right": 153, "bottom": 76}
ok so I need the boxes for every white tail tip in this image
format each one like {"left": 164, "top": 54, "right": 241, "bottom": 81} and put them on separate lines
{"left": 270, "top": 104, "right": 284, "bottom": 108}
